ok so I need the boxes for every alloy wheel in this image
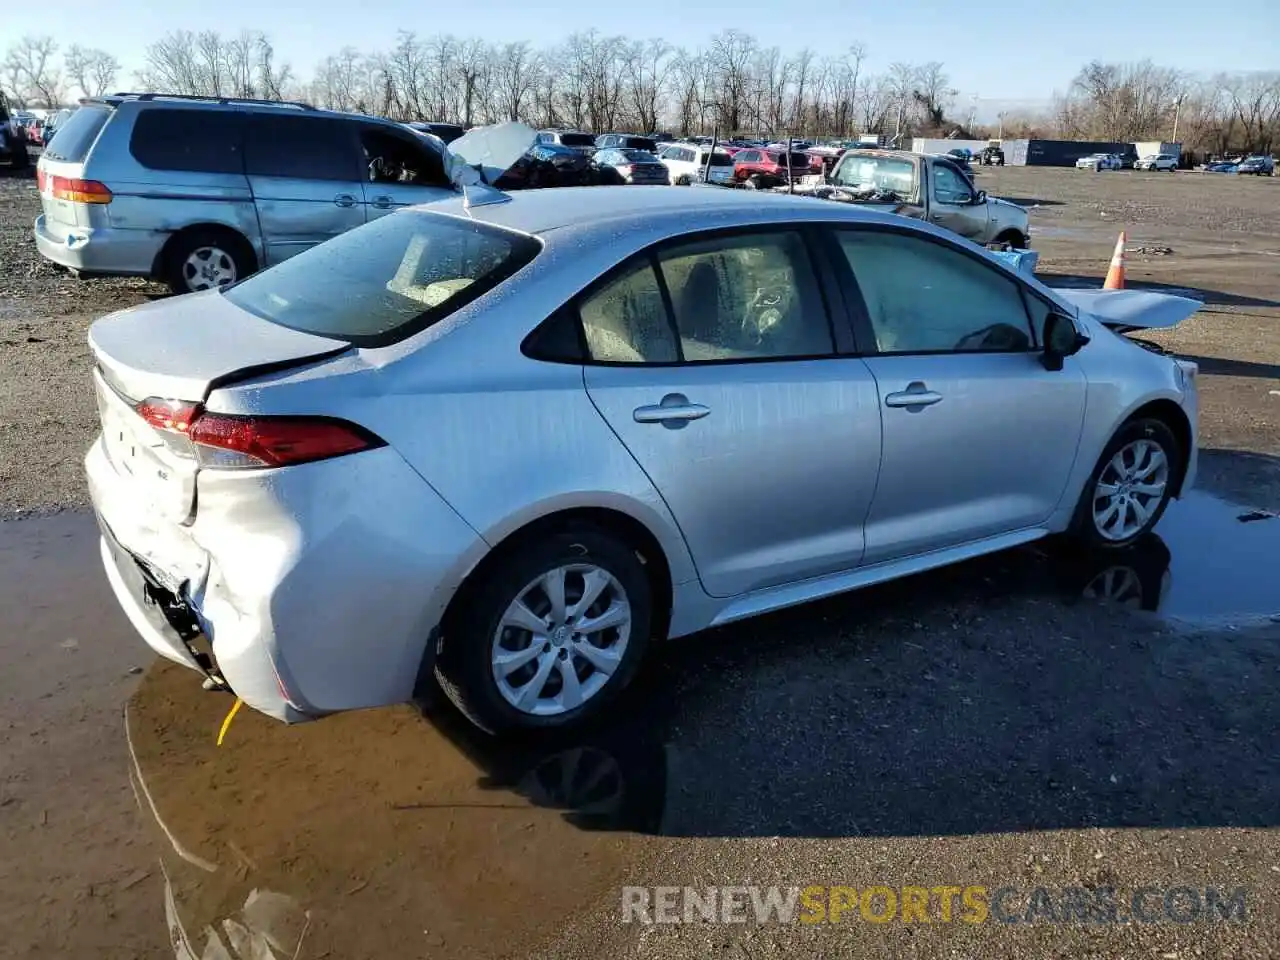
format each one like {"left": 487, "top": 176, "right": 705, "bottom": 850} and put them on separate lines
{"left": 491, "top": 564, "right": 631, "bottom": 717}
{"left": 1091, "top": 439, "right": 1170, "bottom": 542}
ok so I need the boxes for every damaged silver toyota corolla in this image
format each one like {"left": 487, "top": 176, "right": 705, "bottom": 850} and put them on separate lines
{"left": 87, "top": 183, "right": 1202, "bottom": 734}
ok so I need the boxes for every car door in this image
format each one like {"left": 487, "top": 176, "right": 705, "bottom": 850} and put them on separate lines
{"left": 579, "top": 227, "right": 882, "bottom": 599}
{"left": 243, "top": 114, "right": 366, "bottom": 266}
{"left": 925, "top": 160, "right": 989, "bottom": 240}
{"left": 358, "top": 124, "right": 455, "bottom": 221}
{"left": 826, "top": 226, "right": 1088, "bottom": 565}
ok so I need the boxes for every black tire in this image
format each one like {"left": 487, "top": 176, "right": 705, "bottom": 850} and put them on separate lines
{"left": 435, "top": 525, "right": 654, "bottom": 735}
{"left": 675, "top": 174, "right": 692, "bottom": 186}
{"left": 11, "top": 144, "right": 30, "bottom": 170}
{"left": 1068, "top": 418, "right": 1182, "bottom": 550}
{"left": 162, "top": 227, "right": 256, "bottom": 296}
{"left": 994, "top": 230, "right": 1027, "bottom": 249}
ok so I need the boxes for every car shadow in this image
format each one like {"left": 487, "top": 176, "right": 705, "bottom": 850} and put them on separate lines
{"left": 1039, "top": 271, "right": 1280, "bottom": 309}
{"left": 1178, "top": 354, "right": 1280, "bottom": 380}
{"left": 994, "top": 196, "right": 1065, "bottom": 207}
{"left": 416, "top": 469, "right": 1280, "bottom": 839}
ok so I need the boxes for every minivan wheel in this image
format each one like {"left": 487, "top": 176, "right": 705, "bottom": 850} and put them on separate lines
{"left": 164, "top": 229, "right": 255, "bottom": 295}
{"left": 436, "top": 527, "right": 653, "bottom": 734}
{"left": 1070, "top": 418, "right": 1181, "bottom": 549}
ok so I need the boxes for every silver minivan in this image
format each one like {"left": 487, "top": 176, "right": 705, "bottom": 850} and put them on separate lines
{"left": 34, "top": 94, "right": 509, "bottom": 294}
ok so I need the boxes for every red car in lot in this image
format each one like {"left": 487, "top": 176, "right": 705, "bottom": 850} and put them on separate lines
{"left": 731, "top": 148, "right": 820, "bottom": 188}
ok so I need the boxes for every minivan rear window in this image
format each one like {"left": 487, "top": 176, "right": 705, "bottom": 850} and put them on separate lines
{"left": 42, "top": 105, "right": 111, "bottom": 163}
{"left": 223, "top": 211, "right": 542, "bottom": 347}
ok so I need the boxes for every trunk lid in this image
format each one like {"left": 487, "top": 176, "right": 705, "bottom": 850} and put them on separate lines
{"left": 89, "top": 293, "right": 352, "bottom": 521}
{"left": 89, "top": 291, "right": 351, "bottom": 402}
{"left": 1052, "top": 288, "right": 1202, "bottom": 333}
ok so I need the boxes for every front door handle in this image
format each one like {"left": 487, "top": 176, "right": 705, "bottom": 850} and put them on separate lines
{"left": 884, "top": 384, "right": 944, "bottom": 408}
{"left": 633, "top": 393, "right": 711, "bottom": 424}
{"left": 333, "top": 194, "right": 357, "bottom": 208}
{"left": 371, "top": 196, "right": 396, "bottom": 209}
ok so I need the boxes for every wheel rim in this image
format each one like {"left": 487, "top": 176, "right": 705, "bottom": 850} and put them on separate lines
{"left": 1091, "top": 439, "right": 1170, "bottom": 541}
{"left": 491, "top": 564, "right": 631, "bottom": 717}
{"left": 182, "top": 246, "right": 237, "bottom": 292}
{"left": 1082, "top": 566, "right": 1144, "bottom": 608}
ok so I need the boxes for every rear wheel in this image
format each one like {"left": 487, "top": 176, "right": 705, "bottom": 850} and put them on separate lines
{"left": 163, "top": 228, "right": 256, "bottom": 295}
{"left": 1069, "top": 418, "right": 1181, "bottom": 549}
{"left": 10, "top": 144, "right": 29, "bottom": 170}
{"left": 435, "top": 526, "right": 653, "bottom": 734}
{"left": 675, "top": 174, "right": 692, "bottom": 186}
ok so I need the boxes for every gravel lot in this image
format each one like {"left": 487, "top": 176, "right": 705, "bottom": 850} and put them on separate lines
{"left": 1, "top": 161, "right": 1278, "bottom": 959}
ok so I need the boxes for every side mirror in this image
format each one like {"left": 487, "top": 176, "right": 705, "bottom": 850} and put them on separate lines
{"left": 974, "top": 190, "right": 987, "bottom": 204}
{"left": 1042, "top": 312, "right": 1087, "bottom": 371}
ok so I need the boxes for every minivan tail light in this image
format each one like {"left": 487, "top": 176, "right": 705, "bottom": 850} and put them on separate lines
{"left": 134, "top": 397, "right": 384, "bottom": 469}
{"left": 50, "top": 175, "right": 112, "bottom": 204}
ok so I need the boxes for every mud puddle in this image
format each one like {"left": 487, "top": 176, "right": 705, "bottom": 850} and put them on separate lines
{"left": 7, "top": 488, "right": 1280, "bottom": 957}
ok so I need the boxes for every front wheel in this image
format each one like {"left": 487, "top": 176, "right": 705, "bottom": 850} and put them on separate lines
{"left": 435, "top": 527, "right": 654, "bottom": 734}
{"left": 1069, "top": 418, "right": 1181, "bottom": 549}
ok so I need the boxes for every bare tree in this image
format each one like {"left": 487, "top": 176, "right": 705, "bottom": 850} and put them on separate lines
{"left": 1221, "top": 71, "right": 1280, "bottom": 154}
{"left": 494, "top": 42, "right": 538, "bottom": 122}
{"left": 65, "top": 46, "right": 120, "bottom": 98}
{"left": 623, "top": 39, "right": 671, "bottom": 134}
{"left": 3, "top": 35, "right": 67, "bottom": 107}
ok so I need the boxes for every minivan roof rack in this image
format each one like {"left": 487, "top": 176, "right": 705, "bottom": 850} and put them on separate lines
{"left": 107, "top": 92, "right": 316, "bottom": 110}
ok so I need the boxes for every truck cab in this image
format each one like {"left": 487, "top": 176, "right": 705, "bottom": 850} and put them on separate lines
{"left": 823, "top": 149, "right": 1030, "bottom": 248}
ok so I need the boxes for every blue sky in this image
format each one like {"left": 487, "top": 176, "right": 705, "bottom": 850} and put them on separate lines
{"left": 8, "top": 0, "right": 1278, "bottom": 108}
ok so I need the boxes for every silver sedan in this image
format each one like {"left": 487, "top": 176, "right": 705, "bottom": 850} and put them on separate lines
{"left": 86, "top": 186, "right": 1200, "bottom": 733}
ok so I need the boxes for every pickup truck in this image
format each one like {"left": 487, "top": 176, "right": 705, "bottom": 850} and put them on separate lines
{"left": 776, "top": 149, "right": 1030, "bottom": 248}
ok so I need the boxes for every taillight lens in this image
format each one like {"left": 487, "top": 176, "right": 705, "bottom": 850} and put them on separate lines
{"left": 135, "top": 397, "right": 384, "bottom": 469}
{"left": 47, "top": 174, "right": 112, "bottom": 204}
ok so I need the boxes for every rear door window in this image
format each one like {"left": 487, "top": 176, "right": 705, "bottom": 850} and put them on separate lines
{"left": 222, "top": 210, "right": 541, "bottom": 346}
{"left": 244, "top": 115, "right": 360, "bottom": 181}
{"left": 42, "top": 105, "right": 112, "bottom": 163}
{"left": 129, "top": 108, "right": 245, "bottom": 174}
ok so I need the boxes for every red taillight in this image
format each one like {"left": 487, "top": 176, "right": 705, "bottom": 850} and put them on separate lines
{"left": 48, "top": 174, "right": 112, "bottom": 204}
{"left": 134, "top": 397, "right": 383, "bottom": 469}
{"left": 136, "top": 398, "right": 201, "bottom": 434}
{"left": 189, "top": 414, "right": 382, "bottom": 468}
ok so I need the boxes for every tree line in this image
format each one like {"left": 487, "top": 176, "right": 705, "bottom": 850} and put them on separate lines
{"left": 3, "top": 30, "right": 1278, "bottom": 154}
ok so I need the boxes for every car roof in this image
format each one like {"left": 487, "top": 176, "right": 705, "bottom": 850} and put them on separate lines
{"left": 420, "top": 184, "right": 906, "bottom": 236}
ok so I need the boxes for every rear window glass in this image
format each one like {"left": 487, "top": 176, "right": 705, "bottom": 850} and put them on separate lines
{"left": 42, "top": 105, "right": 111, "bottom": 163}
{"left": 706, "top": 152, "right": 734, "bottom": 167}
{"left": 244, "top": 115, "right": 359, "bottom": 181}
{"left": 130, "top": 109, "right": 244, "bottom": 173}
{"left": 619, "top": 149, "right": 657, "bottom": 163}
{"left": 223, "top": 211, "right": 541, "bottom": 347}
{"left": 559, "top": 132, "right": 595, "bottom": 146}
{"left": 623, "top": 137, "right": 656, "bottom": 151}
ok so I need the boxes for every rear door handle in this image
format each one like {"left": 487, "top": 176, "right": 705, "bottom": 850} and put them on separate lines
{"left": 333, "top": 194, "right": 357, "bottom": 208}
{"left": 371, "top": 196, "right": 396, "bottom": 209}
{"left": 633, "top": 393, "right": 711, "bottom": 424}
{"left": 884, "top": 385, "right": 943, "bottom": 408}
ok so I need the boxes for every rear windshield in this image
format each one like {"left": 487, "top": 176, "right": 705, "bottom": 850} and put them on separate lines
{"left": 622, "top": 137, "right": 657, "bottom": 151}
{"left": 706, "top": 152, "right": 734, "bottom": 167}
{"left": 619, "top": 149, "right": 658, "bottom": 163}
{"left": 43, "top": 105, "right": 112, "bottom": 163}
{"left": 558, "top": 132, "right": 595, "bottom": 147}
{"left": 769, "top": 152, "right": 811, "bottom": 167}
{"left": 223, "top": 211, "right": 541, "bottom": 347}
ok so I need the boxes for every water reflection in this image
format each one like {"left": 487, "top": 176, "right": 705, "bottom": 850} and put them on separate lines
{"left": 122, "top": 489, "right": 1280, "bottom": 955}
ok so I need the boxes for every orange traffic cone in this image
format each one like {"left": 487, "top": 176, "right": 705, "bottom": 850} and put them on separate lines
{"left": 1103, "top": 231, "right": 1127, "bottom": 289}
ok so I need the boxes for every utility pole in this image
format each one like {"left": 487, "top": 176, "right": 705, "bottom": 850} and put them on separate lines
{"left": 997, "top": 111, "right": 1005, "bottom": 140}
{"left": 1171, "top": 95, "right": 1184, "bottom": 145}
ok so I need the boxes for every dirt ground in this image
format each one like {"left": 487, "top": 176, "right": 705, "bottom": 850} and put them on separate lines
{"left": 1, "top": 163, "right": 1278, "bottom": 959}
